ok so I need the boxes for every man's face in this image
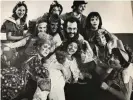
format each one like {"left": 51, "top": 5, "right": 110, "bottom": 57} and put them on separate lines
{"left": 37, "top": 22, "right": 47, "bottom": 33}
{"left": 50, "top": 22, "right": 58, "bottom": 33}
{"left": 77, "top": 4, "right": 86, "bottom": 14}
{"left": 66, "top": 22, "right": 78, "bottom": 38}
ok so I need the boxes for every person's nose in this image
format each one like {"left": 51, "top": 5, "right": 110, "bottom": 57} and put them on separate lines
{"left": 70, "top": 29, "right": 74, "bottom": 33}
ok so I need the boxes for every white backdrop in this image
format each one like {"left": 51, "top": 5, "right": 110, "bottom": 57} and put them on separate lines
{"left": 1, "top": 0, "right": 133, "bottom": 33}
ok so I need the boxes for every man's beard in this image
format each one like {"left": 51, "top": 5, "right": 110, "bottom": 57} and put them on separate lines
{"left": 67, "top": 32, "right": 77, "bottom": 38}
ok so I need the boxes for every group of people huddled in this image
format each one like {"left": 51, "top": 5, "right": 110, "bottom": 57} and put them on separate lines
{"left": 1, "top": 1, "right": 133, "bottom": 100}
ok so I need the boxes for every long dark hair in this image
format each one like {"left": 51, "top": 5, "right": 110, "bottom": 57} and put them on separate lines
{"left": 85, "top": 12, "right": 102, "bottom": 29}
{"left": 12, "top": 1, "right": 28, "bottom": 23}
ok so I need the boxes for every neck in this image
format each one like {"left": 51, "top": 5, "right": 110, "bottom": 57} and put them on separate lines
{"left": 16, "top": 18, "right": 21, "bottom": 25}
{"left": 91, "top": 27, "right": 98, "bottom": 31}
{"left": 66, "top": 53, "right": 73, "bottom": 61}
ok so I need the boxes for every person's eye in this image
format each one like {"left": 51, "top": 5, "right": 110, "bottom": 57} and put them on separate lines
{"left": 91, "top": 19, "right": 94, "bottom": 21}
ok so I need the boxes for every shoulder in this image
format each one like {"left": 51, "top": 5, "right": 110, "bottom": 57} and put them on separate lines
{"left": 2, "top": 18, "right": 16, "bottom": 27}
{"left": 60, "top": 12, "right": 72, "bottom": 20}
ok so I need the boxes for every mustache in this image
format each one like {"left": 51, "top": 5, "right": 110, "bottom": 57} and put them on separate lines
{"left": 67, "top": 32, "right": 77, "bottom": 35}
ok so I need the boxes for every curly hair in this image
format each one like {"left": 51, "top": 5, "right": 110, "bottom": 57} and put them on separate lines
{"left": 85, "top": 12, "right": 102, "bottom": 29}
{"left": 60, "top": 40, "right": 81, "bottom": 57}
{"left": 12, "top": 1, "right": 28, "bottom": 22}
{"left": 34, "top": 37, "right": 54, "bottom": 49}
{"left": 48, "top": 1, "right": 63, "bottom": 15}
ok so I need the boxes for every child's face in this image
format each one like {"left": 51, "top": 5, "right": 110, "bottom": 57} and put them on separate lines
{"left": 96, "top": 34, "right": 106, "bottom": 46}
{"left": 39, "top": 43, "right": 51, "bottom": 57}
{"left": 67, "top": 42, "right": 78, "bottom": 55}
{"left": 37, "top": 22, "right": 47, "bottom": 33}
{"left": 90, "top": 16, "right": 100, "bottom": 29}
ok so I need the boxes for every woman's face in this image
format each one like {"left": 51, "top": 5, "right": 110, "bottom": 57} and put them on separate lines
{"left": 96, "top": 34, "right": 107, "bottom": 46}
{"left": 38, "top": 22, "right": 47, "bottom": 33}
{"left": 67, "top": 42, "right": 78, "bottom": 55}
{"left": 15, "top": 6, "right": 26, "bottom": 18}
{"left": 90, "top": 16, "right": 100, "bottom": 29}
{"left": 39, "top": 43, "right": 51, "bottom": 57}
{"left": 51, "top": 6, "right": 61, "bottom": 15}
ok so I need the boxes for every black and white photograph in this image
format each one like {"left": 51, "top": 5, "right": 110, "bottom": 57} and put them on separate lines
{"left": 0, "top": 0, "right": 133, "bottom": 100}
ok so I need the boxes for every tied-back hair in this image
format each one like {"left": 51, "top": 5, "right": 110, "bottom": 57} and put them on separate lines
{"left": 12, "top": 1, "right": 28, "bottom": 23}
{"left": 85, "top": 12, "right": 102, "bottom": 29}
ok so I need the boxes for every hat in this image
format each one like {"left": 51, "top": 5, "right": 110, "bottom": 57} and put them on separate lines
{"left": 112, "top": 48, "right": 130, "bottom": 63}
{"left": 71, "top": 0, "right": 88, "bottom": 9}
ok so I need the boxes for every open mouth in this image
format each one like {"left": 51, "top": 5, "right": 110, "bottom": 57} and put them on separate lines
{"left": 69, "top": 33, "right": 75, "bottom": 37}
{"left": 93, "top": 24, "right": 97, "bottom": 26}
{"left": 18, "top": 14, "right": 24, "bottom": 17}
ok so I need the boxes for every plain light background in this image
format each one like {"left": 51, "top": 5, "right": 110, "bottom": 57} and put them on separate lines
{"left": 1, "top": 0, "right": 133, "bottom": 33}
